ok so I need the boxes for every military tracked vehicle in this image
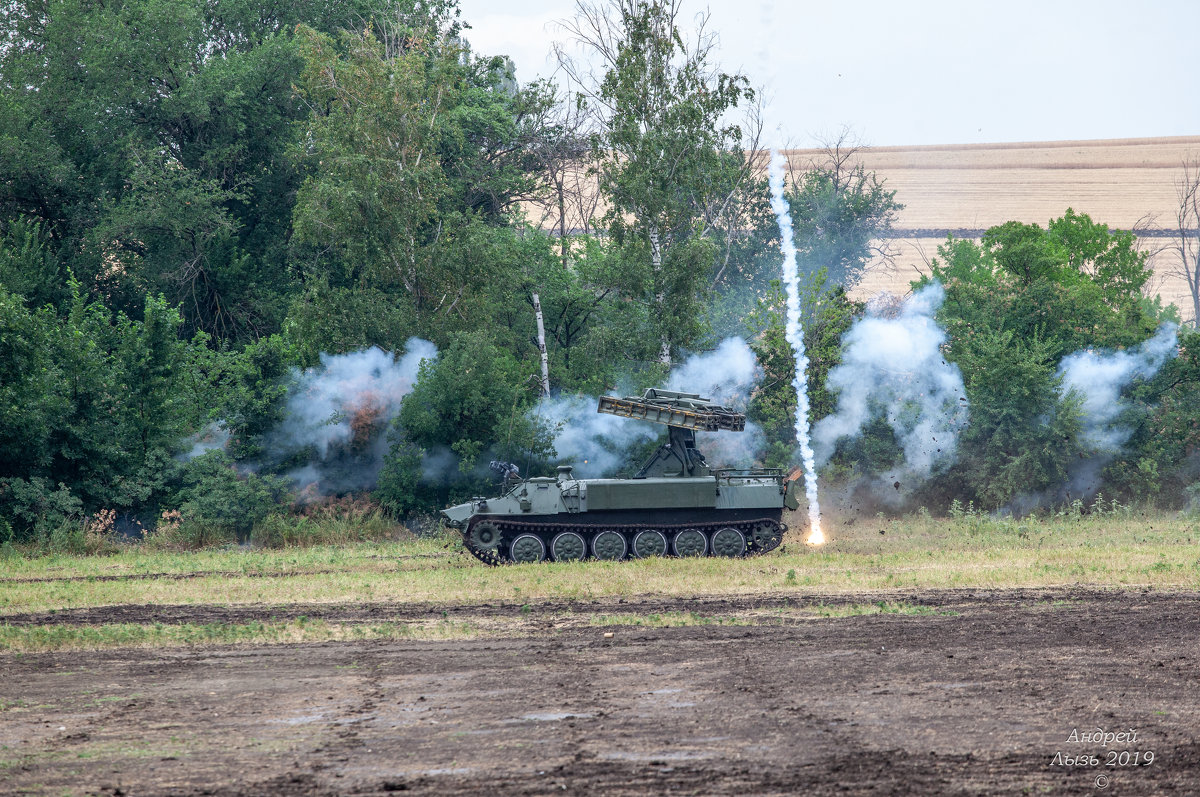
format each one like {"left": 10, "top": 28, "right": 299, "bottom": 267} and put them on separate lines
{"left": 442, "top": 389, "right": 801, "bottom": 565}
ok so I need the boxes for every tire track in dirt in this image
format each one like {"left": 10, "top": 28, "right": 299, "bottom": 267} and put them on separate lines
{"left": 5, "top": 593, "right": 1200, "bottom": 795}
{"left": 0, "top": 554, "right": 460, "bottom": 585}
{"left": 4, "top": 586, "right": 1192, "bottom": 627}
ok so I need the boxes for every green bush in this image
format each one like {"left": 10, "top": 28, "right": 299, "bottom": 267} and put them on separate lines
{"left": 376, "top": 434, "right": 437, "bottom": 517}
{"left": 0, "top": 477, "right": 83, "bottom": 542}
{"left": 169, "top": 451, "right": 292, "bottom": 542}
{"left": 380, "top": 331, "right": 553, "bottom": 515}
{"left": 152, "top": 518, "right": 238, "bottom": 550}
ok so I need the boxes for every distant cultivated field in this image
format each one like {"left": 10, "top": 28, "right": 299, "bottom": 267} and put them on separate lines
{"left": 528, "top": 136, "right": 1200, "bottom": 320}
{"left": 787, "top": 135, "right": 1200, "bottom": 317}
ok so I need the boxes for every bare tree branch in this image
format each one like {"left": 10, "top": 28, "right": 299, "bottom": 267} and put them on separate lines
{"left": 1171, "top": 157, "right": 1200, "bottom": 326}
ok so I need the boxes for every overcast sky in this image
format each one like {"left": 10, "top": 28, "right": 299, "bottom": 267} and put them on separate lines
{"left": 455, "top": 0, "right": 1200, "bottom": 149}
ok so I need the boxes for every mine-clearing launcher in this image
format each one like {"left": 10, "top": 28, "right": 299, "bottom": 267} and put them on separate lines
{"left": 441, "top": 389, "right": 801, "bottom": 565}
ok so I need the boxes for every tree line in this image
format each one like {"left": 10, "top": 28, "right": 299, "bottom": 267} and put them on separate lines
{"left": 0, "top": 0, "right": 1196, "bottom": 546}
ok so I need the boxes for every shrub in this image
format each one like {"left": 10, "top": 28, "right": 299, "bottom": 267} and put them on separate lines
{"left": 0, "top": 477, "right": 83, "bottom": 542}
{"left": 167, "top": 451, "right": 292, "bottom": 544}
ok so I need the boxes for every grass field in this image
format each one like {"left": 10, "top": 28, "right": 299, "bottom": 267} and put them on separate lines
{"left": 4, "top": 510, "right": 1198, "bottom": 652}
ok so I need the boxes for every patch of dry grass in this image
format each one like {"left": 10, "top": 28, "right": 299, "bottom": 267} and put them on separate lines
{"left": 0, "top": 617, "right": 483, "bottom": 653}
{"left": 2, "top": 512, "right": 1198, "bottom": 619}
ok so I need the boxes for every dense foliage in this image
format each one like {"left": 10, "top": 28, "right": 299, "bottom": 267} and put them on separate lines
{"left": 0, "top": 0, "right": 1195, "bottom": 547}
{"left": 908, "top": 215, "right": 1191, "bottom": 510}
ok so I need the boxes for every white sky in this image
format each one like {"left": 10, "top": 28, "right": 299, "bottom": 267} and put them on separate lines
{"left": 455, "top": 0, "right": 1200, "bottom": 148}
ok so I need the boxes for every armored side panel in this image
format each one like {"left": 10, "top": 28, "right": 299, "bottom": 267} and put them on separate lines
{"left": 587, "top": 478, "right": 717, "bottom": 510}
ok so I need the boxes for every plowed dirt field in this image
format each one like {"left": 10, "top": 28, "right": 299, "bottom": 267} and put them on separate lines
{"left": 3, "top": 588, "right": 1198, "bottom": 795}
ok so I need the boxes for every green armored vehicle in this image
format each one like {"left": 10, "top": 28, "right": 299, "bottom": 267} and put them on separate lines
{"left": 442, "top": 389, "right": 801, "bottom": 565}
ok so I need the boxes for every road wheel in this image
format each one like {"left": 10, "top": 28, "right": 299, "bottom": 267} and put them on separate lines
{"left": 591, "top": 530, "right": 627, "bottom": 561}
{"left": 509, "top": 533, "right": 546, "bottom": 564}
{"left": 551, "top": 531, "right": 587, "bottom": 562}
{"left": 632, "top": 529, "right": 668, "bottom": 558}
{"left": 468, "top": 520, "right": 501, "bottom": 550}
{"left": 750, "top": 521, "right": 783, "bottom": 553}
{"left": 711, "top": 527, "right": 746, "bottom": 558}
{"left": 672, "top": 528, "right": 707, "bottom": 557}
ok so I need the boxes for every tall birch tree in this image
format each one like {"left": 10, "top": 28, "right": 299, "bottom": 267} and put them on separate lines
{"left": 557, "top": 0, "right": 758, "bottom": 364}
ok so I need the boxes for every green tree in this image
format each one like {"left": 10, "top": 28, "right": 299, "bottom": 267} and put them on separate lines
{"left": 1108, "top": 327, "right": 1200, "bottom": 504}
{"left": 920, "top": 211, "right": 1164, "bottom": 362}
{"left": 915, "top": 210, "right": 1169, "bottom": 509}
{"left": 397, "top": 332, "right": 545, "bottom": 470}
{"left": 942, "top": 330, "right": 1084, "bottom": 509}
{"left": 0, "top": 281, "right": 223, "bottom": 532}
{"left": 0, "top": 288, "right": 68, "bottom": 478}
{"left": 558, "top": 0, "right": 758, "bottom": 363}
{"left": 0, "top": 0, "right": 378, "bottom": 341}
{"left": 0, "top": 218, "right": 68, "bottom": 311}
{"left": 784, "top": 134, "right": 902, "bottom": 290}
{"left": 709, "top": 135, "right": 898, "bottom": 339}
{"left": 170, "top": 451, "right": 292, "bottom": 542}
{"left": 288, "top": 9, "right": 563, "bottom": 354}
{"left": 748, "top": 272, "right": 861, "bottom": 469}
{"left": 379, "top": 331, "right": 552, "bottom": 514}
{"left": 215, "top": 335, "right": 298, "bottom": 462}
{"left": 291, "top": 18, "right": 453, "bottom": 310}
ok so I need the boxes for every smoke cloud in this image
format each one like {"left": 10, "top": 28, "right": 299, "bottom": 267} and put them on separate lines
{"left": 179, "top": 422, "right": 230, "bottom": 461}
{"left": 667, "top": 337, "right": 766, "bottom": 468}
{"left": 535, "top": 394, "right": 660, "bottom": 477}
{"left": 1059, "top": 324, "right": 1178, "bottom": 454}
{"left": 812, "top": 282, "right": 969, "bottom": 501}
{"left": 179, "top": 340, "right": 437, "bottom": 494}
{"left": 272, "top": 340, "right": 437, "bottom": 493}
{"left": 535, "top": 337, "right": 765, "bottom": 477}
{"left": 1055, "top": 323, "right": 1179, "bottom": 497}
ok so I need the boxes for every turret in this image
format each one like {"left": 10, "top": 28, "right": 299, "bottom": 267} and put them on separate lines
{"left": 596, "top": 389, "right": 746, "bottom": 478}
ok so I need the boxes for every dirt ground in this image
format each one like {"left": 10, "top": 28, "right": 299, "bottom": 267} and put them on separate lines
{"left": 3, "top": 588, "right": 1199, "bottom": 796}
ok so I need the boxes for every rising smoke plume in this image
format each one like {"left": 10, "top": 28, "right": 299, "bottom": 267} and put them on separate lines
{"left": 534, "top": 337, "right": 765, "bottom": 477}
{"left": 811, "top": 282, "right": 969, "bottom": 504}
{"left": 272, "top": 340, "right": 437, "bottom": 494}
{"left": 768, "top": 149, "right": 823, "bottom": 543}
{"left": 1055, "top": 323, "right": 1178, "bottom": 498}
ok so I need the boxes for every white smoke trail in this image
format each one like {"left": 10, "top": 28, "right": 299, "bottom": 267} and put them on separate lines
{"left": 811, "top": 283, "right": 969, "bottom": 501}
{"left": 768, "top": 150, "right": 823, "bottom": 544}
